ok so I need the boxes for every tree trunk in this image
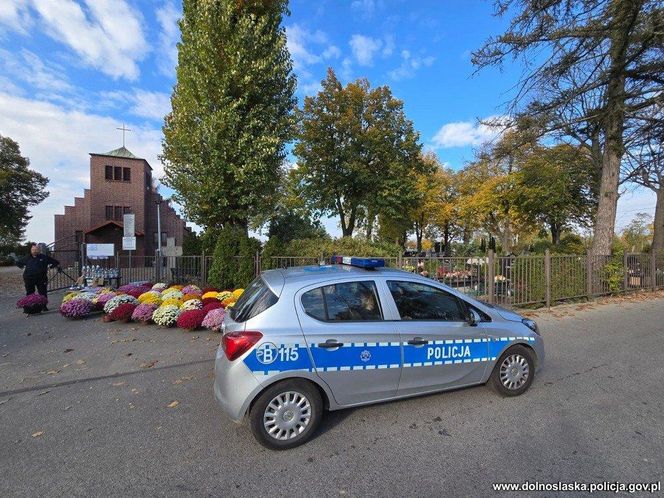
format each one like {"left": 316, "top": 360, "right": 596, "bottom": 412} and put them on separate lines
{"left": 550, "top": 224, "right": 561, "bottom": 246}
{"left": 653, "top": 188, "right": 664, "bottom": 254}
{"left": 365, "top": 210, "right": 375, "bottom": 241}
{"left": 443, "top": 222, "right": 451, "bottom": 256}
{"left": 590, "top": 0, "right": 637, "bottom": 256}
{"left": 501, "top": 218, "right": 512, "bottom": 254}
{"left": 415, "top": 221, "right": 423, "bottom": 252}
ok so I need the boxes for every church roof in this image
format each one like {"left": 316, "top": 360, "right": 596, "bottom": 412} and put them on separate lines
{"left": 102, "top": 146, "right": 140, "bottom": 159}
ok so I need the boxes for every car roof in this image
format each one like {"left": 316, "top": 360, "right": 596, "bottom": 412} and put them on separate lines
{"left": 261, "top": 264, "right": 413, "bottom": 291}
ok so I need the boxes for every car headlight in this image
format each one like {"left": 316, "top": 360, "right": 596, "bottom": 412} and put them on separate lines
{"left": 522, "top": 318, "right": 539, "bottom": 335}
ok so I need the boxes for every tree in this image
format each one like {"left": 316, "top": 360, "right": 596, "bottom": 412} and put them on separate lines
{"left": 512, "top": 144, "right": 597, "bottom": 245}
{"left": 457, "top": 128, "right": 538, "bottom": 253}
{"left": 161, "top": 0, "right": 296, "bottom": 231}
{"left": 293, "top": 69, "right": 423, "bottom": 237}
{"left": 623, "top": 128, "right": 664, "bottom": 253}
{"left": 409, "top": 153, "right": 457, "bottom": 253}
{"left": 267, "top": 211, "right": 328, "bottom": 243}
{"left": 473, "top": 0, "right": 664, "bottom": 255}
{"left": 621, "top": 212, "right": 653, "bottom": 251}
{"left": 0, "top": 135, "right": 48, "bottom": 245}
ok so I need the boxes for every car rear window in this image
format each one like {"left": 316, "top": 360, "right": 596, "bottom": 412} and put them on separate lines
{"left": 301, "top": 281, "right": 382, "bottom": 321}
{"left": 230, "top": 277, "right": 278, "bottom": 323}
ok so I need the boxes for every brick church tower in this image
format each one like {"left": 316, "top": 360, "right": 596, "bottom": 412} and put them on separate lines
{"left": 54, "top": 146, "right": 190, "bottom": 257}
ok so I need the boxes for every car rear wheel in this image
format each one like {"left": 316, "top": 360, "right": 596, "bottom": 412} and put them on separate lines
{"left": 249, "top": 379, "right": 322, "bottom": 450}
{"left": 490, "top": 345, "right": 535, "bottom": 396}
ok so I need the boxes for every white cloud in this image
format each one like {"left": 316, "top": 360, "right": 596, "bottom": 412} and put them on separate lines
{"left": 431, "top": 116, "right": 507, "bottom": 148}
{"left": 388, "top": 49, "right": 435, "bottom": 80}
{"left": 130, "top": 90, "right": 171, "bottom": 121}
{"left": 382, "top": 34, "right": 395, "bottom": 58}
{"left": 0, "top": 92, "right": 165, "bottom": 242}
{"left": 156, "top": 1, "right": 181, "bottom": 77}
{"left": 29, "top": 0, "right": 149, "bottom": 80}
{"left": 97, "top": 89, "right": 171, "bottom": 121}
{"left": 351, "top": 0, "right": 383, "bottom": 18}
{"left": 286, "top": 24, "right": 329, "bottom": 70}
{"left": 322, "top": 45, "right": 341, "bottom": 60}
{"left": 0, "top": 48, "right": 71, "bottom": 93}
{"left": 0, "top": 0, "right": 32, "bottom": 34}
{"left": 349, "top": 34, "right": 382, "bottom": 66}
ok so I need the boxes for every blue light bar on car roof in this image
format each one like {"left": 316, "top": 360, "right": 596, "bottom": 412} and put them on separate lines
{"left": 330, "top": 255, "right": 385, "bottom": 269}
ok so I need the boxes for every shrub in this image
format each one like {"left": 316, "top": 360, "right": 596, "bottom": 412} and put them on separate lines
{"left": 208, "top": 225, "right": 243, "bottom": 289}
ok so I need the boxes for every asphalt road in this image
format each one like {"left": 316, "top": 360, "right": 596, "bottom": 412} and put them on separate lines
{"left": 1, "top": 292, "right": 663, "bottom": 497}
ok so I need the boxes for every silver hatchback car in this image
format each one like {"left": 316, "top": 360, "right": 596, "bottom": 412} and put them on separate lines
{"left": 214, "top": 257, "right": 544, "bottom": 449}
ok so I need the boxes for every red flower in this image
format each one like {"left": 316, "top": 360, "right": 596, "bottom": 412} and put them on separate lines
{"left": 201, "top": 287, "right": 219, "bottom": 294}
{"left": 109, "top": 303, "right": 137, "bottom": 322}
{"left": 176, "top": 309, "right": 207, "bottom": 331}
{"left": 202, "top": 301, "right": 223, "bottom": 313}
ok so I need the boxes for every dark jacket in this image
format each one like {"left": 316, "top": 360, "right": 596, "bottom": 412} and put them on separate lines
{"left": 17, "top": 254, "right": 60, "bottom": 278}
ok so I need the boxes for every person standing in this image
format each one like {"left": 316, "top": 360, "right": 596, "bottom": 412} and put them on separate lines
{"left": 16, "top": 243, "right": 60, "bottom": 305}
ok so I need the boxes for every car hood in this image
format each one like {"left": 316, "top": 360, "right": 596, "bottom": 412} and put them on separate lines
{"left": 490, "top": 304, "right": 524, "bottom": 322}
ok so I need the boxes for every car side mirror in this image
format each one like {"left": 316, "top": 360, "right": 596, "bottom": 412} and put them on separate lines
{"left": 467, "top": 309, "right": 481, "bottom": 327}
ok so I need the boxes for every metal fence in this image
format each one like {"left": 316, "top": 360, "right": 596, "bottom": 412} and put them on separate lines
{"left": 50, "top": 249, "right": 664, "bottom": 308}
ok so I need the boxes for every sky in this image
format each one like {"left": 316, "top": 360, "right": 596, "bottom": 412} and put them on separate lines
{"left": 0, "top": 0, "right": 656, "bottom": 244}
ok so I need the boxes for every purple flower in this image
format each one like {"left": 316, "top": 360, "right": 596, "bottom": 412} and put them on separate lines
{"left": 132, "top": 303, "right": 158, "bottom": 323}
{"left": 60, "top": 298, "right": 94, "bottom": 318}
{"left": 17, "top": 293, "right": 48, "bottom": 314}
{"left": 202, "top": 308, "right": 226, "bottom": 331}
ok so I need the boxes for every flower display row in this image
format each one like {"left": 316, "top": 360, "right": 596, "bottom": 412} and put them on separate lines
{"left": 55, "top": 282, "right": 244, "bottom": 332}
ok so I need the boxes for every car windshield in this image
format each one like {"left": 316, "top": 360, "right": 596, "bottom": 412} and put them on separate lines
{"left": 230, "top": 277, "right": 278, "bottom": 323}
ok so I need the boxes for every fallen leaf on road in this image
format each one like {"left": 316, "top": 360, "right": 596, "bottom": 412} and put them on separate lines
{"left": 64, "top": 349, "right": 74, "bottom": 353}
{"left": 140, "top": 360, "right": 158, "bottom": 369}
{"left": 0, "top": 398, "right": 10, "bottom": 405}
{"left": 64, "top": 406, "right": 71, "bottom": 411}
{"left": 131, "top": 388, "right": 139, "bottom": 394}
{"left": 46, "top": 370, "right": 59, "bottom": 375}
{"left": 167, "top": 401, "right": 179, "bottom": 408}
{"left": 75, "top": 360, "right": 86, "bottom": 365}
{"left": 37, "top": 390, "right": 50, "bottom": 396}
{"left": 111, "top": 382, "right": 125, "bottom": 387}
{"left": 31, "top": 431, "right": 44, "bottom": 438}
{"left": 2, "top": 353, "right": 8, "bottom": 357}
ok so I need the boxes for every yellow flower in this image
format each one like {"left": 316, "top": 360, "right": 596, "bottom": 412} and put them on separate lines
{"left": 62, "top": 292, "right": 80, "bottom": 304}
{"left": 161, "top": 298, "right": 183, "bottom": 308}
{"left": 216, "top": 291, "right": 232, "bottom": 301}
{"left": 202, "top": 291, "right": 218, "bottom": 300}
{"left": 232, "top": 288, "right": 244, "bottom": 299}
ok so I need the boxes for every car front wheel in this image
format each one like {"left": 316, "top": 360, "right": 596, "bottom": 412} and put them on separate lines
{"left": 490, "top": 345, "right": 535, "bottom": 396}
{"left": 249, "top": 379, "right": 323, "bottom": 450}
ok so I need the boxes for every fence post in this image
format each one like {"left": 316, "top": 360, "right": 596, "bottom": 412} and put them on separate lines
{"left": 545, "top": 249, "right": 551, "bottom": 309}
{"left": 201, "top": 251, "right": 207, "bottom": 285}
{"left": 586, "top": 254, "right": 593, "bottom": 300}
{"left": 623, "top": 252, "right": 629, "bottom": 293}
{"left": 487, "top": 250, "right": 495, "bottom": 304}
{"left": 651, "top": 251, "right": 657, "bottom": 291}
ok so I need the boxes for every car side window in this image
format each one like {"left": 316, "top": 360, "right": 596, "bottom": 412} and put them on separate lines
{"left": 302, "top": 281, "right": 382, "bottom": 321}
{"left": 387, "top": 280, "right": 465, "bottom": 321}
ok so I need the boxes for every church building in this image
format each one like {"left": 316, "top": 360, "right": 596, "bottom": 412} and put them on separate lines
{"left": 54, "top": 145, "right": 190, "bottom": 257}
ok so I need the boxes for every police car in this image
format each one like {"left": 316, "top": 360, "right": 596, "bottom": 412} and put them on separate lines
{"left": 214, "top": 256, "right": 544, "bottom": 449}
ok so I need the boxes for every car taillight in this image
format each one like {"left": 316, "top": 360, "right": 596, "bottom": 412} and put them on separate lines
{"left": 221, "top": 331, "right": 263, "bottom": 361}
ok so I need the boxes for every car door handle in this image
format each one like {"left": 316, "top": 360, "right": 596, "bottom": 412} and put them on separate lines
{"left": 407, "top": 338, "right": 429, "bottom": 346}
{"left": 318, "top": 340, "right": 344, "bottom": 349}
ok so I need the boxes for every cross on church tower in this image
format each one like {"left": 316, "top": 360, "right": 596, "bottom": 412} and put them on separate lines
{"left": 116, "top": 123, "right": 132, "bottom": 147}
